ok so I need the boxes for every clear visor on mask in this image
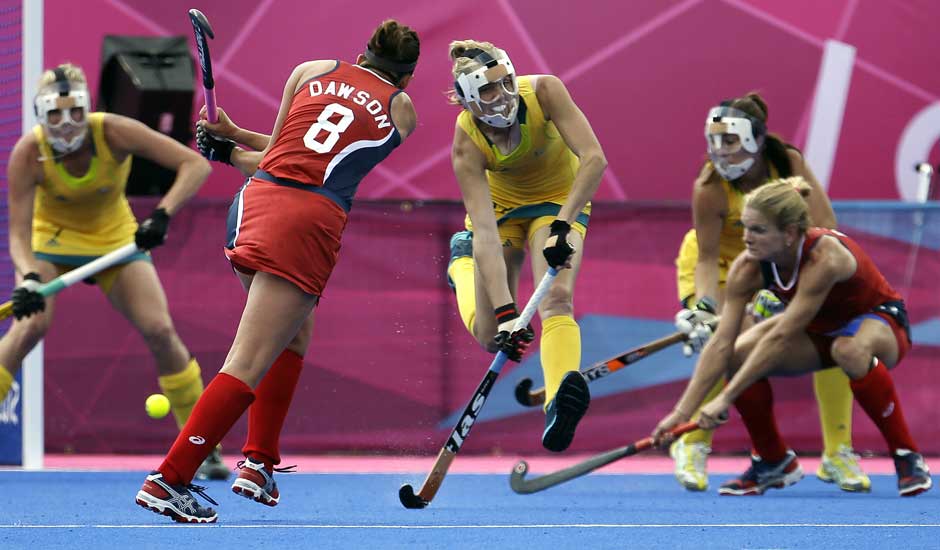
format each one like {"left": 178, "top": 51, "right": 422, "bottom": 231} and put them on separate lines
{"left": 455, "top": 49, "right": 519, "bottom": 128}
{"left": 36, "top": 90, "right": 90, "bottom": 129}
{"left": 36, "top": 89, "right": 90, "bottom": 153}
{"left": 704, "top": 106, "right": 762, "bottom": 155}
{"left": 475, "top": 74, "right": 518, "bottom": 117}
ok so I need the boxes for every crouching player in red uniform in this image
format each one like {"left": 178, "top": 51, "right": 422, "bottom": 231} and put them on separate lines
{"left": 135, "top": 19, "right": 420, "bottom": 522}
{"left": 653, "top": 177, "right": 931, "bottom": 497}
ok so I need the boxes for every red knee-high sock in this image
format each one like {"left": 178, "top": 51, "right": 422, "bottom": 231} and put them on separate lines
{"left": 159, "top": 373, "right": 255, "bottom": 485}
{"left": 242, "top": 349, "right": 304, "bottom": 469}
{"left": 733, "top": 378, "right": 788, "bottom": 463}
{"left": 849, "top": 359, "right": 918, "bottom": 454}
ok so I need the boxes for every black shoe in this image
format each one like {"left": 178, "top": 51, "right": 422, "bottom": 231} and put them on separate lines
{"left": 195, "top": 447, "right": 231, "bottom": 481}
{"left": 541, "top": 371, "right": 590, "bottom": 452}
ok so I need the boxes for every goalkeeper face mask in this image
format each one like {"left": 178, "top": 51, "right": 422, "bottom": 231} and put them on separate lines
{"left": 34, "top": 68, "right": 90, "bottom": 154}
{"left": 705, "top": 105, "right": 765, "bottom": 181}
{"left": 454, "top": 48, "right": 519, "bottom": 129}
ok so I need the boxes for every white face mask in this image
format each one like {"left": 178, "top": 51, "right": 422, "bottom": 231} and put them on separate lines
{"left": 35, "top": 84, "right": 91, "bottom": 154}
{"left": 710, "top": 155, "right": 755, "bottom": 180}
{"left": 454, "top": 49, "right": 519, "bottom": 128}
{"left": 704, "top": 106, "right": 764, "bottom": 181}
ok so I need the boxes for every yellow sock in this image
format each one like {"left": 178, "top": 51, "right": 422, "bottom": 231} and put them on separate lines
{"left": 158, "top": 358, "right": 204, "bottom": 429}
{"left": 680, "top": 378, "right": 725, "bottom": 446}
{"left": 814, "top": 367, "right": 853, "bottom": 456}
{"left": 447, "top": 256, "right": 477, "bottom": 334}
{"left": 540, "top": 315, "right": 581, "bottom": 410}
{"left": 0, "top": 364, "right": 12, "bottom": 402}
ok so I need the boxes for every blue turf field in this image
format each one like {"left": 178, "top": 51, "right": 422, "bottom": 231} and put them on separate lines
{"left": 2, "top": 471, "right": 937, "bottom": 549}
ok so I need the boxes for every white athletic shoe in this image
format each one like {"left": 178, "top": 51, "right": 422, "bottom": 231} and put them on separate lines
{"left": 670, "top": 438, "right": 710, "bottom": 491}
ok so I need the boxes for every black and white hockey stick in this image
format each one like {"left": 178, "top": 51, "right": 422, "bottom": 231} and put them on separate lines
{"left": 399, "top": 268, "right": 559, "bottom": 509}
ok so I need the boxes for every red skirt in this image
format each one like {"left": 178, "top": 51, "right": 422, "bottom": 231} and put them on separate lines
{"left": 225, "top": 178, "right": 348, "bottom": 296}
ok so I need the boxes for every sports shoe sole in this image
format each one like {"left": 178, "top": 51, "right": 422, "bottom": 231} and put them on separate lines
{"left": 719, "top": 465, "right": 804, "bottom": 496}
{"left": 815, "top": 465, "right": 871, "bottom": 493}
{"left": 232, "top": 478, "right": 279, "bottom": 506}
{"left": 899, "top": 476, "right": 932, "bottom": 497}
{"left": 135, "top": 490, "right": 218, "bottom": 523}
{"left": 542, "top": 372, "right": 590, "bottom": 453}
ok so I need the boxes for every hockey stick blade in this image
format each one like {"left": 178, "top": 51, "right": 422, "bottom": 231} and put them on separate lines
{"left": 513, "top": 377, "right": 540, "bottom": 407}
{"left": 509, "top": 421, "right": 700, "bottom": 494}
{"left": 188, "top": 9, "right": 217, "bottom": 122}
{"left": 188, "top": 9, "right": 215, "bottom": 39}
{"left": 398, "top": 484, "right": 428, "bottom": 509}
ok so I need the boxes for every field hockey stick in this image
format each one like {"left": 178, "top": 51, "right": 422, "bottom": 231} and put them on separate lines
{"left": 399, "top": 267, "right": 559, "bottom": 509}
{"left": 514, "top": 317, "right": 720, "bottom": 407}
{"left": 0, "top": 243, "right": 140, "bottom": 320}
{"left": 509, "top": 420, "right": 700, "bottom": 494}
{"left": 188, "top": 9, "right": 217, "bottom": 123}
{"left": 902, "top": 162, "right": 934, "bottom": 296}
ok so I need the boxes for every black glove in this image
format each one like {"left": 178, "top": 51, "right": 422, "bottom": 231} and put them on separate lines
{"left": 543, "top": 220, "right": 575, "bottom": 269}
{"left": 12, "top": 272, "right": 45, "bottom": 320}
{"left": 195, "top": 124, "right": 235, "bottom": 165}
{"left": 492, "top": 303, "right": 536, "bottom": 362}
{"left": 135, "top": 207, "right": 171, "bottom": 250}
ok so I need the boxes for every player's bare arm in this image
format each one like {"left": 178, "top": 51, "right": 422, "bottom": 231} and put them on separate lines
{"left": 6, "top": 133, "right": 42, "bottom": 277}
{"left": 691, "top": 167, "right": 728, "bottom": 304}
{"left": 679, "top": 255, "right": 757, "bottom": 410}
{"left": 198, "top": 106, "right": 271, "bottom": 151}
{"left": 452, "top": 123, "right": 513, "bottom": 308}
{"left": 103, "top": 114, "right": 210, "bottom": 215}
{"left": 390, "top": 91, "right": 416, "bottom": 140}
{"left": 721, "top": 238, "right": 852, "bottom": 403}
{"left": 535, "top": 75, "right": 606, "bottom": 224}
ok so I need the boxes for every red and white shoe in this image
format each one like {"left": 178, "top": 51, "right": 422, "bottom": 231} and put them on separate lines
{"left": 719, "top": 450, "right": 804, "bottom": 496}
{"left": 136, "top": 471, "right": 218, "bottom": 523}
{"left": 232, "top": 456, "right": 294, "bottom": 506}
{"left": 893, "top": 449, "right": 932, "bottom": 497}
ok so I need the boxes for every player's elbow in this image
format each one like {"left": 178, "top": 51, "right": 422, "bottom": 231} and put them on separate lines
{"left": 582, "top": 149, "right": 607, "bottom": 175}
{"left": 763, "top": 326, "right": 795, "bottom": 349}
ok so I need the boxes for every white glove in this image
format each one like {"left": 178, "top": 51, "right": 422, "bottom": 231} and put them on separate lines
{"left": 748, "top": 289, "right": 785, "bottom": 323}
{"left": 675, "top": 296, "right": 718, "bottom": 357}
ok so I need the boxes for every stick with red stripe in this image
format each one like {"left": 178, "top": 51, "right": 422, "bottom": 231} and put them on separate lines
{"left": 514, "top": 317, "right": 719, "bottom": 408}
{"left": 509, "top": 421, "right": 701, "bottom": 494}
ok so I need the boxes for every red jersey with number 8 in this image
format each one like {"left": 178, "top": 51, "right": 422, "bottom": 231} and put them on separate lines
{"left": 258, "top": 61, "right": 403, "bottom": 212}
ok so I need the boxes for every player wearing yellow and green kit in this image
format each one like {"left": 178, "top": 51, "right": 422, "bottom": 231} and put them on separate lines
{"left": 2, "top": 63, "right": 223, "bottom": 479}
{"left": 671, "top": 92, "right": 869, "bottom": 492}
{"left": 446, "top": 40, "right": 606, "bottom": 452}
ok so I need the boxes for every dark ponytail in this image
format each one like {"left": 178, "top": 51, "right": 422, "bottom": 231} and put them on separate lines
{"left": 362, "top": 19, "right": 420, "bottom": 86}
{"left": 730, "top": 92, "right": 797, "bottom": 177}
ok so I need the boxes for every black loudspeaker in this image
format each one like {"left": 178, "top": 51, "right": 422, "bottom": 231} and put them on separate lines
{"left": 98, "top": 36, "right": 195, "bottom": 196}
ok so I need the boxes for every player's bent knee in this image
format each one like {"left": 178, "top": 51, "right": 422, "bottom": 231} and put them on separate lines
{"left": 829, "top": 338, "right": 871, "bottom": 378}
{"left": 538, "top": 290, "right": 573, "bottom": 318}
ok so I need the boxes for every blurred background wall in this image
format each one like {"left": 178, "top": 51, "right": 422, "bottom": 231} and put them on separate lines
{"left": 34, "top": 0, "right": 940, "bottom": 457}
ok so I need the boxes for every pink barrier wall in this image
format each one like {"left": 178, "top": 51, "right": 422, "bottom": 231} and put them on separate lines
{"left": 42, "top": 200, "right": 940, "bottom": 456}
{"left": 45, "top": 0, "right": 940, "bottom": 201}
